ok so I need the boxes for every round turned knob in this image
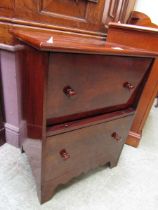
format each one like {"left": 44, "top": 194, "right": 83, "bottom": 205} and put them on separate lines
{"left": 123, "top": 82, "right": 135, "bottom": 90}
{"left": 111, "top": 132, "right": 121, "bottom": 142}
{"left": 60, "top": 149, "right": 70, "bottom": 160}
{"left": 63, "top": 86, "right": 76, "bottom": 97}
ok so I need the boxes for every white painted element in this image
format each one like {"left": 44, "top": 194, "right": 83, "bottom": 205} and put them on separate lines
{"left": 5, "top": 121, "right": 26, "bottom": 134}
{"left": 112, "top": 47, "right": 124, "bottom": 50}
{"left": 0, "top": 49, "right": 27, "bottom": 148}
{"left": 0, "top": 44, "right": 24, "bottom": 52}
{"left": 4, "top": 121, "right": 27, "bottom": 148}
{"left": 5, "top": 123, "right": 20, "bottom": 133}
{"left": 135, "top": 0, "right": 158, "bottom": 24}
{"left": 47, "top": 36, "right": 54, "bottom": 44}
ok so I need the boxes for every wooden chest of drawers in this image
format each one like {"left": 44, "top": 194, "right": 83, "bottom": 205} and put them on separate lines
{"left": 1, "top": 0, "right": 158, "bottom": 205}
{"left": 11, "top": 24, "right": 158, "bottom": 203}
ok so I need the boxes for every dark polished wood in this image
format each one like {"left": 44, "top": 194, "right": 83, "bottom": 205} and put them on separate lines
{"left": 46, "top": 53, "right": 151, "bottom": 124}
{"left": 22, "top": 108, "right": 134, "bottom": 203}
{"left": 10, "top": 26, "right": 158, "bottom": 57}
{"left": 45, "top": 111, "right": 134, "bottom": 184}
{"left": 11, "top": 20, "right": 158, "bottom": 203}
{"left": 21, "top": 47, "right": 48, "bottom": 139}
{"left": 41, "top": 112, "right": 134, "bottom": 203}
{"left": 1, "top": 0, "right": 157, "bottom": 204}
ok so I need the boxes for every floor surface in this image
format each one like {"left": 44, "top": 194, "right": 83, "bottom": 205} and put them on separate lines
{"left": 0, "top": 103, "right": 158, "bottom": 210}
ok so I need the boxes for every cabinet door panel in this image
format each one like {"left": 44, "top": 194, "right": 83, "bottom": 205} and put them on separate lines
{"left": 0, "top": 0, "right": 15, "bottom": 17}
{"left": 14, "top": 0, "right": 135, "bottom": 35}
{"left": 15, "top": 0, "right": 106, "bottom": 35}
{"left": 41, "top": 0, "right": 87, "bottom": 19}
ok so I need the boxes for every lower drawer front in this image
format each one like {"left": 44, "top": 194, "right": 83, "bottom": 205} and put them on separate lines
{"left": 44, "top": 114, "right": 133, "bottom": 182}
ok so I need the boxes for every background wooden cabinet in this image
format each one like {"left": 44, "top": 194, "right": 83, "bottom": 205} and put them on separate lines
{"left": 0, "top": 0, "right": 136, "bottom": 36}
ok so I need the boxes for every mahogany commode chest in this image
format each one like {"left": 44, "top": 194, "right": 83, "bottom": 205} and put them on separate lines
{"left": 11, "top": 24, "right": 158, "bottom": 203}
{"left": 1, "top": 0, "right": 158, "bottom": 205}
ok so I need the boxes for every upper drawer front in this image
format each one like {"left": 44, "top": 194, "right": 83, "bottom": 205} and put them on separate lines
{"left": 47, "top": 53, "right": 152, "bottom": 123}
{"left": 44, "top": 113, "right": 133, "bottom": 182}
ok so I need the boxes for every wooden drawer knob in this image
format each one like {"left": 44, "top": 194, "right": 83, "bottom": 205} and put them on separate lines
{"left": 123, "top": 82, "right": 134, "bottom": 90}
{"left": 60, "top": 149, "right": 70, "bottom": 160}
{"left": 63, "top": 86, "right": 76, "bottom": 97}
{"left": 111, "top": 132, "right": 121, "bottom": 142}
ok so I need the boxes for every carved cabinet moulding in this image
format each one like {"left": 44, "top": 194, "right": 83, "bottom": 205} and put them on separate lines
{"left": 109, "top": 0, "right": 119, "bottom": 19}
{"left": 108, "top": 0, "right": 129, "bottom": 21}
{"left": 102, "top": 0, "right": 130, "bottom": 28}
{"left": 119, "top": 0, "right": 129, "bottom": 22}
